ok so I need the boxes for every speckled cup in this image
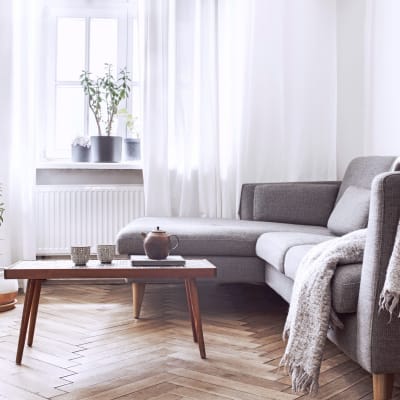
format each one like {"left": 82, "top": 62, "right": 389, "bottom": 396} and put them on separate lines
{"left": 97, "top": 244, "right": 115, "bottom": 264}
{"left": 71, "top": 246, "right": 91, "bottom": 266}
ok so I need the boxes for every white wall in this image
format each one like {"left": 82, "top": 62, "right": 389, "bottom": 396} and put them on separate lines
{"left": 336, "top": 0, "right": 400, "bottom": 177}
{"left": 336, "top": 0, "right": 367, "bottom": 177}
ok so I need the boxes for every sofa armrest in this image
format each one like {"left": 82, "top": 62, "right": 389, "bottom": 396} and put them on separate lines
{"left": 357, "top": 172, "right": 400, "bottom": 373}
{"left": 239, "top": 181, "right": 340, "bottom": 226}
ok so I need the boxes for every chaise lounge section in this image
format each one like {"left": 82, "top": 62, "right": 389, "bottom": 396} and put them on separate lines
{"left": 116, "top": 156, "right": 400, "bottom": 399}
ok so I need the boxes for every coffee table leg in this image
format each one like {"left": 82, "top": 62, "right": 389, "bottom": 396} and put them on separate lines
{"left": 132, "top": 282, "right": 146, "bottom": 319}
{"left": 185, "top": 280, "right": 198, "bottom": 343}
{"left": 16, "top": 279, "right": 35, "bottom": 365}
{"left": 28, "top": 279, "right": 42, "bottom": 347}
{"left": 186, "top": 279, "right": 206, "bottom": 359}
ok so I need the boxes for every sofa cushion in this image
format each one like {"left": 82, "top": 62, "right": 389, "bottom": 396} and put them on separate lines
{"left": 284, "top": 244, "right": 361, "bottom": 313}
{"left": 337, "top": 156, "right": 395, "bottom": 200}
{"left": 255, "top": 232, "right": 334, "bottom": 272}
{"left": 327, "top": 186, "right": 370, "bottom": 236}
{"left": 253, "top": 183, "right": 338, "bottom": 226}
{"left": 284, "top": 244, "right": 314, "bottom": 280}
{"left": 116, "top": 217, "right": 333, "bottom": 257}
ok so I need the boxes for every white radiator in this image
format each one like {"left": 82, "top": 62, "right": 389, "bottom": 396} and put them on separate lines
{"left": 34, "top": 185, "right": 145, "bottom": 255}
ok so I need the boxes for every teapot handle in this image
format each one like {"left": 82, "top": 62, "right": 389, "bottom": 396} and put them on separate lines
{"left": 141, "top": 232, "right": 147, "bottom": 239}
{"left": 169, "top": 235, "right": 179, "bottom": 251}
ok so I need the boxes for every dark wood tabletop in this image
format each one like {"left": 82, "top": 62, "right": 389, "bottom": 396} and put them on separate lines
{"left": 4, "top": 259, "right": 217, "bottom": 280}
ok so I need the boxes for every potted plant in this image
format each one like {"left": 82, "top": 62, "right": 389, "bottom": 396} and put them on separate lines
{"left": 0, "top": 185, "right": 19, "bottom": 312}
{"left": 119, "top": 108, "right": 141, "bottom": 161}
{"left": 80, "top": 64, "right": 131, "bottom": 162}
{"left": 71, "top": 136, "right": 91, "bottom": 162}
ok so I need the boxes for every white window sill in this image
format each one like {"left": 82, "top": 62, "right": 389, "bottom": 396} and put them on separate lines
{"left": 36, "top": 161, "right": 142, "bottom": 170}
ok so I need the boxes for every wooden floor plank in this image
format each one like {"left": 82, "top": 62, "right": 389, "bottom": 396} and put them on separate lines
{"left": 170, "top": 375, "right": 285, "bottom": 400}
{"left": 0, "top": 282, "right": 377, "bottom": 400}
{"left": 169, "top": 368, "right": 297, "bottom": 399}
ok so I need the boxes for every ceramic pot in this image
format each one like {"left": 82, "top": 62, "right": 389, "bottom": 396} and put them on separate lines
{"left": 71, "top": 144, "right": 91, "bottom": 162}
{"left": 91, "top": 136, "right": 122, "bottom": 163}
{"left": 141, "top": 227, "right": 179, "bottom": 260}
{"left": 0, "top": 271, "right": 18, "bottom": 312}
{"left": 124, "top": 138, "right": 141, "bottom": 161}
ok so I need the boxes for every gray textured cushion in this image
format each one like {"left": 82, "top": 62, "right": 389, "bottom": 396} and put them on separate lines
{"left": 253, "top": 183, "right": 338, "bottom": 226}
{"left": 337, "top": 156, "right": 395, "bottom": 200}
{"left": 284, "top": 244, "right": 314, "bottom": 280}
{"left": 116, "top": 217, "right": 332, "bottom": 257}
{"left": 256, "top": 232, "right": 333, "bottom": 272}
{"left": 327, "top": 186, "right": 370, "bottom": 236}
{"left": 284, "top": 244, "right": 361, "bottom": 313}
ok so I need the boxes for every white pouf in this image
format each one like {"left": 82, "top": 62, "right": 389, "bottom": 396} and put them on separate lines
{"left": 0, "top": 271, "right": 18, "bottom": 311}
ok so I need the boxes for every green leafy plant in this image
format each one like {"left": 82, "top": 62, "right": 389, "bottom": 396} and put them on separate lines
{"left": 80, "top": 64, "right": 131, "bottom": 136}
{"left": 0, "top": 185, "right": 5, "bottom": 227}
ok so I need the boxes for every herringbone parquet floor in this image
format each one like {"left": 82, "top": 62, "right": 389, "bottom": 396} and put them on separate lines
{"left": 1, "top": 282, "right": 399, "bottom": 400}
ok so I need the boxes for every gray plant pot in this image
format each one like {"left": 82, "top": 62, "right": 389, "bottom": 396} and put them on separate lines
{"left": 90, "top": 136, "right": 122, "bottom": 163}
{"left": 124, "top": 138, "right": 141, "bottom": 161}
{"left": 71, "top": 145, "right": 91, "bottom": 162}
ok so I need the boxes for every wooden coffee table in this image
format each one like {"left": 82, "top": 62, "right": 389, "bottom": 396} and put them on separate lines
{"left": 4, "top": 259, "right": 216, "bottom": 365}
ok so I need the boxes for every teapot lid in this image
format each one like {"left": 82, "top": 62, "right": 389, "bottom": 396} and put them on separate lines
{"left": 152, "top": 226, "right": 166, "bottom": 233}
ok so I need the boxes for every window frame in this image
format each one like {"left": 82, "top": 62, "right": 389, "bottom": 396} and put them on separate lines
{"left": 43, "top": 1, "right": 137, "bottom": 161}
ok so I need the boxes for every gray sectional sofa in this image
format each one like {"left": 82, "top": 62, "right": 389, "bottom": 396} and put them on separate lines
{"left": 116, "top": 156, "right": 400, "bottom": 399}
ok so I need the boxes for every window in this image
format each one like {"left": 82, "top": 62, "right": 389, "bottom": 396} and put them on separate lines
{"left": 43, "top": 1, "right": 139, "bottom": 160}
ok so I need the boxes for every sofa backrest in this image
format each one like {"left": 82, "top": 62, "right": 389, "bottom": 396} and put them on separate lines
{"left": 325, "top": 156, "right": 397, "bottom": 235}
{"left": 337, "top": 156, "right": 396, "bottom": 201}
{"left": 238, "top": 156, "right": 397, "bottom": 222}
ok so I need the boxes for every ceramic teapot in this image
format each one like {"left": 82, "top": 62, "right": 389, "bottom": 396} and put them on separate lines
{"left": 141, "top": 226, "right": 179, "bottom": 260}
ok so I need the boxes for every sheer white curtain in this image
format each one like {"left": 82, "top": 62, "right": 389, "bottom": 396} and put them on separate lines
{"left": 0, "top": 0, "right": 41, "bottom": 265}
{"left": 139, "top": 0, "right": 221, "bottom": 218}
{"left": 364, "top": 0, "right": 400, "bottom": 154}
{"left": 140, "top": 0, "right": 337, "bottom": 218}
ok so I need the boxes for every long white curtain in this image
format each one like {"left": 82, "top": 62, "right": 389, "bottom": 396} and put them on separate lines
{"left": 364, "top": 0, "right": 400, "bottom": 154}
{"left": 0, "top": 0, "right": 40, "bottom": 265}
{"left": 140, "top": 0, "right": 337, "bottom": 218}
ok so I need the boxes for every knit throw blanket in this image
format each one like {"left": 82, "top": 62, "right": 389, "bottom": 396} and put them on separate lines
{"left": 380, "top": 223, "right": 400, "bottom": 319}
{"left": 281, "top": 229, "right": 367, "bottom": 394}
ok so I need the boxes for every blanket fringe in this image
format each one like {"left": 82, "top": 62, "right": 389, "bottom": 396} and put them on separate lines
{"left": 280, "top": 355, "right": 319, "bottom": 395}
{"left": 379, "top": 290, "right": 400, "bottom": 322}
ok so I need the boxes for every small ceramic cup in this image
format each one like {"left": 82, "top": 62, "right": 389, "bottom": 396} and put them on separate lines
{"left": 97, "top": 244, "right": 115, "bottom": 264}
{"left": 71, "top": 246, "right": 91, "bottom": 266}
